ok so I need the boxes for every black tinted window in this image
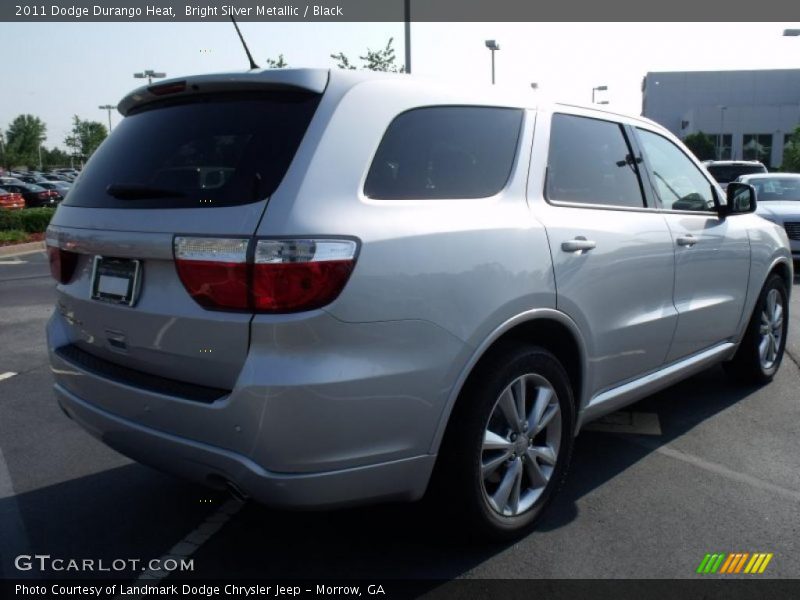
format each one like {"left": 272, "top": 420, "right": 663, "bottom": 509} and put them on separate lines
{"left": 707, "top": 164, "right": 767, "bottom": 183}
{"left": 364, "top": 106, "right": 523, "bottom": 200}
{"left": 65, "top": 92, "right": 320, "bottom": 209}
{"left": 546, "top": 114, "right": 645, "bottom": 208}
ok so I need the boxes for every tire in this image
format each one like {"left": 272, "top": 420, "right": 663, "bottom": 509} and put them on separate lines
{"left": 432, "top": 345, "right": 575, "bottom": 541}
{"left": 724, "top": 273, "right": 789, "bottom": 384}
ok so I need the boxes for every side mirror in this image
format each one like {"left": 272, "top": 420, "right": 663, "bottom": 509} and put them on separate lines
{"left": 722, "top": 182, "right": 757, "bottom": 216}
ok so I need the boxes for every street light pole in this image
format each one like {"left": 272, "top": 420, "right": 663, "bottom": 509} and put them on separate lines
{"left": 485, "top": 40, "right": 500, "bottom": 85}
{"left": 99, "top": 105, "right": 115, "bottom": 132}
{"left": 134, "top": 69, "right": 166, "bottom": 85}
{"left": 404, "top": 0, "right": 411, "bottom": 74}
{"left": 592, "top": 85, "right": 608, "bottom": 104}
{"left": 718, "top": 105, "right": 727, "bottom": 160}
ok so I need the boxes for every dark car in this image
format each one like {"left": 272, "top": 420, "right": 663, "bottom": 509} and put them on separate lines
{"left": 702, "top": 160, "right": 768, "bottom": 191}
{"left": 37, "top": 180, "right": 71, "bottom": 198}
{"left": 0, "top": 182, "right": 60, "bottom": 207}
{"left": 42, "top": 173, "right": 72, "bottom": 182}
{"left": 17, "top": 174, "right": 50, "bottom": 185}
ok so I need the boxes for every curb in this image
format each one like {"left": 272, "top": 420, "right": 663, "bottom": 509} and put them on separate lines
{"left": 0, "top": 241, "right": 45, "bottom": 257}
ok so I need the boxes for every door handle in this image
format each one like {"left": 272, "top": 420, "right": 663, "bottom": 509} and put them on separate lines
{"left": 561, "top": 238, "right": 597, "bottom": 253}
{"left": 676, "top": 235, "right": 697, "bottom": 247}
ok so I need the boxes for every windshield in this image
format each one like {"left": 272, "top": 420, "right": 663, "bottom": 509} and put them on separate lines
{"left": 706, "top": 164, "right": 766, "bottom": 183}
{"left": 747, "top": 178, "right": 800, "bottom": 201}
{"left": 65, "top": 91, "right": 321, "bottom": 209}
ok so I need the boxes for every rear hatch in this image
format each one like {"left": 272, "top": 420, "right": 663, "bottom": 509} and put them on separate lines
{"left": 47, "top": 71, "right": 326, "bottom": 391}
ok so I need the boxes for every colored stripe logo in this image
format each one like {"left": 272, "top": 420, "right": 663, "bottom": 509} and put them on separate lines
{"left": 696, "top": 553, "right": 773, "bottom": 574}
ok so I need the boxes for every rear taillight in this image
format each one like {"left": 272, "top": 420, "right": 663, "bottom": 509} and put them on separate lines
{"left": 173, "top": 237, "right": 357, "bottom": 313}
{"left": 174, "top": 237, "right": 250, "bottom": 310}
{"left": 37, "top": 192, "right": 49, "bottom": 199}
{"left": 46, "top": 231, "right": 79, "bottom": 284}
{"left": 253, "top": 240, "right": 357, "bottom": 312}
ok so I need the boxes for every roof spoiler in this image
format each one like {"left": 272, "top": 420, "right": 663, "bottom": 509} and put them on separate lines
{"left": 118, "top": 68, "right": 329, "bottom": 116}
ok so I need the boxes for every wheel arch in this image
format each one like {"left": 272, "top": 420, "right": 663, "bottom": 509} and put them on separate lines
{"left": 768, "top": 258, "right": 793, "bottom": 297}
{"left": 429, "top": 309, "right": 588, "bottom": 455}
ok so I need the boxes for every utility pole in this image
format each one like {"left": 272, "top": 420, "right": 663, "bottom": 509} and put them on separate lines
{"left": 404, "top": 0, "right": 411, "bottom": 74}
{"left": 134, "top": 69, "right": 166, "bottom": 85}
{"left": 99, "top": 105, "right": 115, "bottom": 131}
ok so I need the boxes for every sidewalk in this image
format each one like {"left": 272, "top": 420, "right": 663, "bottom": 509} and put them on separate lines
{"left": 0, "top": 241, "right": 45, "bottom": 257}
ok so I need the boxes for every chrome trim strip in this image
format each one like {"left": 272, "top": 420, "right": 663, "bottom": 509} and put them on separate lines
{"left": 577, "top": 342, "right": 736, "bottom": 430}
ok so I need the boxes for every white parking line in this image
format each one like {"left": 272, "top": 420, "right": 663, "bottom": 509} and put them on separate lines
{"left": 115, "top": 497, "right": 244, "bottom": 597}
{"left": 0, "top": 372, "right": 17, "bottom": 382}
{"left": 628, "top": 437, "right": 800, "bottom": 503}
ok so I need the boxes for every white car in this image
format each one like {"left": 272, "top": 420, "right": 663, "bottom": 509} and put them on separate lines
{"left": 737, "top": 173, "right": 800, "bottom": 262}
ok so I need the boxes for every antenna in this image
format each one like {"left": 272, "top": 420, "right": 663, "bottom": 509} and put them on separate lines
{"left": 229, "top": 16, "right": 259, "bottom": 70}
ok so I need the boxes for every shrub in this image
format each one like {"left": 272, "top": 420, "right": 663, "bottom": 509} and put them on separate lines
{"left": 0, "top": 230, "right": 27, "bottom": 244}
{"left": 0, "top": 207, "right": 55, "bottom": 233}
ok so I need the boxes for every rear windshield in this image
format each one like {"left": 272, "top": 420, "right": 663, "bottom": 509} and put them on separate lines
{"left": 706, "top": 164, "right": 766, "bottom": 183}
{"left": 65, "top": 91, "right": 320, "bottom": 209}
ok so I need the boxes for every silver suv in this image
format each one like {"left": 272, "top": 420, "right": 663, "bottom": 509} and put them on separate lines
{"left": 46, "top": 69, "right": 792, "bottom": 539}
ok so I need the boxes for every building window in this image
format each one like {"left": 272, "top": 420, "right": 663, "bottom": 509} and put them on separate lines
{"left": 709, "top": 134, "right": 732, "bottom": 160}
{"left": 743, "top": 134, "right": 773, "bottom": 165}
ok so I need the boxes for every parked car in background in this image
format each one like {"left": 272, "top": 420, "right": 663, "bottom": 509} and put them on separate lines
{"left": 37, "top": 180, "right": 72, "bottom": 199}
{"left": 0, "top": 187, "right": 25, "bottom": 210}
{"left": 1, "top": 182, "right": 60, "bottom": 207}
{"left": 0, "top": 176, "right": 25, "bottom": 187}
{"left": 17, "top": 174, "right": 49, "bottom": 185}
{"left": 46, "top": 69, "right": 793, "bottom": 540}
{"left": 42, "top": 173, "right": 72, "bottom": 182}
{"left": 703, "top": 160, "right": 768, "bottom": 191}
{"left": 737, "top": 172, "right": 800, "bottom": 262}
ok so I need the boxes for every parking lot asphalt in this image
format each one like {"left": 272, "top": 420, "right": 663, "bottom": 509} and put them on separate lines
{"left": 0, "top": 250, "right": 798, "bottom": 582}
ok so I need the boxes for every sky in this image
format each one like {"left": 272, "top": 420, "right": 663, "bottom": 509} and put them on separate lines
{"left": 1, "top": 21, "right": 799, "bottom": 151}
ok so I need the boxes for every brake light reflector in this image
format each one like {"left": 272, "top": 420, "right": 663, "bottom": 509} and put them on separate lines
{"left": 174, "top": 237, "right": 250, "bottom": 310}
{"left": 253, "top": 240, "right": 357, "bottom": 312}
{"left": 46, "top": 230, "right": 79, "bottom": 284}
{"left": 173, "top": 237, "right": 357, "bottom": 313}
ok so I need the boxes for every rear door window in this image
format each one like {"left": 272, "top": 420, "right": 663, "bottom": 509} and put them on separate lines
{"left": 546, "top": 113, "right": 647, "bottom": 209}
{"left": 364, "top": 106, "right": 523, "bottom": 200}
{"left": 65, "top": 91, "right": 320, "bottom": 209}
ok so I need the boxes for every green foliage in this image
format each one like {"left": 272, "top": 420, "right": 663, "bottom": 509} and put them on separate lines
{"left": 682, "top": 131, "right": 717, "bottom": 161}
{"left": 265, "top": 54, "right": 288, "bottom": 68}
{"left": 41, "top": 146, "right": 72, "bottom": 169}
{"left": 0, "top": 207, "right": 56, "bottom": 232}
{"left": 65, "top": 115, "right": 107, "bottom": 163}
{"left": 782, "top": 125, "right": 800, "bottom": 172}
{"left": 0, "top": 230, "right": 27, "bottom": 244}
{"left": 331, "top": 38, "right": 404, "bottom": 73}
{"left": 4, "top": 114, "right": 47, "bottom": 168}
{"left": 330, "top": 51, "right": 356, "bottom": 70}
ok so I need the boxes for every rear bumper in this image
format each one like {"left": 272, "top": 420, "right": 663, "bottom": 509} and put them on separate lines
{"left": 47, "top": 309, "right": 468, "bottom": 508}
{"left": 55, "top": 383, "right": 435, "bottom": 509}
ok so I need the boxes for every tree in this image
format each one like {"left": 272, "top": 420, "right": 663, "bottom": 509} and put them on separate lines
{"left": 331, "top": 38, "right": 404, "bottom": 73}
{"left": 65, "top": 116, "right": 107, "bottom": 164}
{"left": 265, "top": 54, "right": 288, "bottom": 68}
{"left": 41, "top": 146, "right": 72, "bottom": 169}
{"left": 5, "top": 114, "right": 46, "bottom": 168}
{"left": 682, "top": 131, "right": 717, "bottom": 161}
{"left": 330, "top": 51, "right": 356, "bottom": 70}
{"left": 782, "top": 125, "right": 800, "bottom": 172}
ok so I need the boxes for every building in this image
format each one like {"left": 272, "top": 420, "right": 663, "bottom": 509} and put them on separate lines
{"left": 642, "top": 69, "right": 800, "bottom": 168}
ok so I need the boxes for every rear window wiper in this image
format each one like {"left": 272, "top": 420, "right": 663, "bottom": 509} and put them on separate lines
{"left": 106, "top": 183, "right": 186, "bottom": 199}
